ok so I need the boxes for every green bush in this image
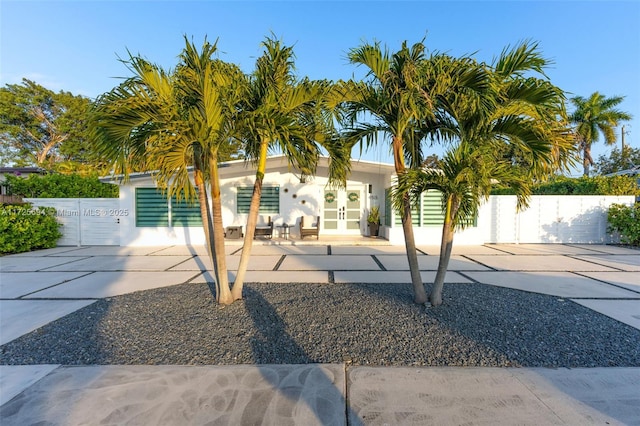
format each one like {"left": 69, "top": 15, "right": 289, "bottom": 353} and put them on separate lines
{"left": 598, "top": 175, "right": 640, "bottom": 196}
{"left": 0, "top": 204, "right": 63, "bottom": 254}
{"left": 607, "top": 203, "right": 640, "bottom": 246}
{"left": 492, "top": 176, "right": 639, "bottom": 196}
{"left": 3, "top": 173, "right": 118, "bottom": 198}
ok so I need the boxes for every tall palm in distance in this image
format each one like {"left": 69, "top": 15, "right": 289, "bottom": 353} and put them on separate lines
{"left": 569, "top": 92, "right": 632, "bottom": 176}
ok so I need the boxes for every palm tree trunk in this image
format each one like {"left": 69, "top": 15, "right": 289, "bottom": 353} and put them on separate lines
{"left": 209, "top": 155, "right": 232, "bottom": 305}
{"left": 430, "top": 196, "right": 455, "bottom": 307}
{"left": 401, "top": 195, "right": 427, "bottom": 304}
{"left": 393, "top": 135, "right": 428, "bottom": 305}
{"left": 193, "top": 161, "right": 214, "bottom": 266}
{"left": 583, "top": 144, "right": 593, "bottom": 177}
{"left": 231, "top": 141, "right": 268, "bottom": 300}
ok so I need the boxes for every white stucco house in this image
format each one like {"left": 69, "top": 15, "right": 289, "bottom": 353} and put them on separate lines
{"left": 106, "top": 156, "right": 409, "bottom": 246}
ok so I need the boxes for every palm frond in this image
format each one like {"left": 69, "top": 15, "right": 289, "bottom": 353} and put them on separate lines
{"left": 348, "top": 42, "right": 391, "bottom": 82}
{"left": 493, "top": 40, "right": 548, "bottom": 79}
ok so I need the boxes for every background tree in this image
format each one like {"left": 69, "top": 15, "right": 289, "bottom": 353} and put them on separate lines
{"left": 0, "top": 78, "right": 241, "bottom": 173}
{"left": 92, "top": 37, "right": 243, "bottom": 304}
{"left": 0, "top": 79, "right": 94, "bottom": 170}
{"left": 395, "top": 42, "right": 575, "bottom": 306}
{"left": 343, "top": 40, "right": 487, "bottom": 304}
{"left": 422, "top": 154, "right": 441, "bottom": 169}
{"left": 231, "top": 36, "right": 350, "bottom": 301}
{"left": 594, "top": 146, "right": 640, "bottom": 175}
{"left": 569, "top": 92, "right": 632, "bottom": 176}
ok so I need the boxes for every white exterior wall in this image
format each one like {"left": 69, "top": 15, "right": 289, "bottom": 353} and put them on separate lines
{"left": 118, "top": 182, "right": 206, "bottom": 246}
{"left": 386, "top": 218, "right": 486, "bottom": 246}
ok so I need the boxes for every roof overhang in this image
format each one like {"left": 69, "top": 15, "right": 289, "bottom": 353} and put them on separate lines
{"left": 100, "top": 155, "right": 396, "bottom": 184}
{"left": 0, "top": 167, "right": 48, "bottom": 175}
{"left": 604, "top": 165, "right": 640, "bottom": 177}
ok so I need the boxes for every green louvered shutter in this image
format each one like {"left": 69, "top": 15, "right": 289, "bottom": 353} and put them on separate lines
{"left": 136, "top": 188, "right": 169, "bottom": 227}
{"left": 422, "top": 190, "right": 446, "bottom": 226}
{"left": 385, "top": 187, "right": 477, "bottom": 228}
{"left": 237, "top": 186, "right": 279, "bottom": 214}
{"left": 171, "top": 196, "right": 202, "bottom": 227}
{"left": 393, "top": 200, "right": 420, "bottom": 226}
{"left": 384, "top": 188, "right": 392, "bottom": 226}
{"left": 421, "top": 190, "right": 477, "bottom": 227}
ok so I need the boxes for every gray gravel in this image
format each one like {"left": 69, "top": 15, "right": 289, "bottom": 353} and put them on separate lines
{"left": 1, "top": 282, "right": 639, "bottom": 367}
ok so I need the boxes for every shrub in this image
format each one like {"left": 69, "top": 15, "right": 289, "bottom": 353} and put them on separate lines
{"left": 597, "top": 175, "right": 640, "bottom": 196}
{"left": 3, "top": 173, "right": 118, "bottom": 198}
{"left": 0, "top": 204, "right": 63, "bottom": 254}
{"left": 607, "top": 203, "right": 640, "bottom": 246}
{"left": 492, "top": 176, "right": 639, "bottom": 196}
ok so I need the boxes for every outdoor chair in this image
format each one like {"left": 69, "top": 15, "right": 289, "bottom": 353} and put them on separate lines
{"left": 299, "top": 215, "right": 320, "bottom": 239}
{"left": 254, "top": 215, "right": 274, "bottom": 239}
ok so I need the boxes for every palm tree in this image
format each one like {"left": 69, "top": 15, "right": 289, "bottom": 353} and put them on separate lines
{"left": 395, "top": 42, "right": 575, "bottom": 306}
{"left": 92, "top": 37, "right": 243, "bottom": 304}
{"left": 344, "top": 40, "right": 487, "bottom": 304}
{"left": 230, "top": 36, "right": 350, "bottom": 301}
{"left": 569, "top": 92, "right": 632, "bottom": 176}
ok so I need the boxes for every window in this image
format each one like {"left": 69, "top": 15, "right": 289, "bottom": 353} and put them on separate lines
{"left": 237, "top": 186, "right": 279, "bottom": 214}
{"left": 385, "top": 188, "right": 477, "bottom": 227}
{"left": 421, "top": 190, "right": 445, "bottom": 225}
{"left": 135, "top": 188, "right": 202, "bottom": 227}
{"left": 171, "top": 195, "right": 202, "bottom": 227}
{"left": 391, "top": 192, "right": 421, "bottom": 226}
{"left": 136, "top": 188, "right": 169, "bottom": 227}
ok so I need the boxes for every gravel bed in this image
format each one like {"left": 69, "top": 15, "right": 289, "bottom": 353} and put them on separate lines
{"left": 1, "top": 282, "right": 639, "bottom": 367}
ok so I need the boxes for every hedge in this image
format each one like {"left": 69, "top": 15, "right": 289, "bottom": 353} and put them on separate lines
{"left": 492, "top": 175, "right": 640, "bottom": 196}
{"left": 3, "top": 173, "right": 118, "bottom": 198}
{"left": 0, "top": 204, "right": 63, "bottom": 254}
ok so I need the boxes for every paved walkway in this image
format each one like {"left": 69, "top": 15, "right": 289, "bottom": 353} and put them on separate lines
{"left": 1, "top": 243, "right": 639, "bottom": 424}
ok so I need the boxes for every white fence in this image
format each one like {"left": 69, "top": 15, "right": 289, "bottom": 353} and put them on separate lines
{"left": 388, "top": 195, "right": 636, "bottom": 245}
{"left": 484, "top": 195, "right": 635, "bottom": 244}
{"left": 25, "top": 198, "right": 120, "bottom": 246}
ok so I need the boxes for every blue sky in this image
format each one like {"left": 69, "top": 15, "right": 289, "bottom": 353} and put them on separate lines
{"left": 1, "top": 0, "right": 639, "bottom": 174}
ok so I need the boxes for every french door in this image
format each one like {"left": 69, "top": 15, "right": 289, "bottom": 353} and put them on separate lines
{"left": 322, "top": 187, "right": 363, "bottom": 234}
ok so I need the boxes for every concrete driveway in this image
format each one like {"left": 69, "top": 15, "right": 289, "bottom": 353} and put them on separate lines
{"left": 1, "top": 243, "right": 639, "bottom": 425}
